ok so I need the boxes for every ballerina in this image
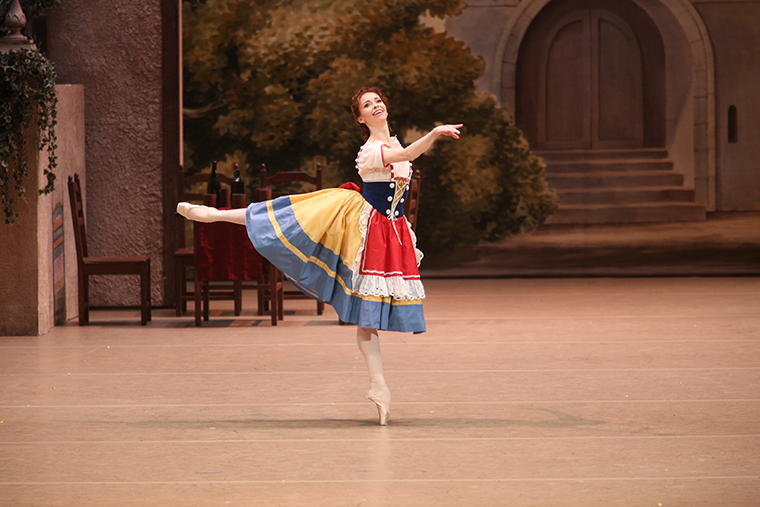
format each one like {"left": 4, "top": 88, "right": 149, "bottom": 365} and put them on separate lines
{"left": 178, "top": 86, "right": 462, "bottom": 425}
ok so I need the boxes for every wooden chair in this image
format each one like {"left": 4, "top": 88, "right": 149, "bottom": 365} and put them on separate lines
{"left": 67, "top": 174, "right": 151, "bottom": 325}
{"left": 195, "top": 261, "right": 284, "bottom": 327}
{"left": 403, "top": 171, "right": 422, "bottom": 232}
{"left": 181, "top": 168, "right": 234, "bottom": 203}
{"left": 260, "top": 162, "right": 322, "bottom": 198}
{"left": 174, "top": 166, "right": 236, "bottom": 317}
{"left": 259, "top": 163, "right": 325, "bottom": 315}
{"left": 192, "top": 218, "right": 284, "bottom": 327}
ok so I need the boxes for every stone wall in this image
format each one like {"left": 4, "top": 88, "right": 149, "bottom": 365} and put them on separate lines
{"left": 46, "top": 0, "right": 172, "bottom": 307}
{"left": 693, "top": 1, "right": 760, "bottom": 210}
{"left": 444, "top": 1, "right": 520, "bottom": 97}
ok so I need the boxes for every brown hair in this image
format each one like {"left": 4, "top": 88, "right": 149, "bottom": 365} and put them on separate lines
{"left": 351, "top": 86, "right": 389, "bottom": 141}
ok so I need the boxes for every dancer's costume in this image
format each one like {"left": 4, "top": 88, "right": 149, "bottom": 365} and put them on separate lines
{"left": 245, "top": 137, "right": 425, "bottom": 333}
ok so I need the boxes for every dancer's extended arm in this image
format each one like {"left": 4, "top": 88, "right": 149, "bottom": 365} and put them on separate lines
{"left": 381, "top": 124, "right": 462, "bottom": 164}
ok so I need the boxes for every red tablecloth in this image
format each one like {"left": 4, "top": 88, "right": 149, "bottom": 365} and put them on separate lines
{"left": 194, "top": 220, "right": 263, "bottom": 281}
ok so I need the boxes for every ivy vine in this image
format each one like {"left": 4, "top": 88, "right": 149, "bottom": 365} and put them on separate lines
{"left": 0, "top": 48, "right": 58, "bottom": 224}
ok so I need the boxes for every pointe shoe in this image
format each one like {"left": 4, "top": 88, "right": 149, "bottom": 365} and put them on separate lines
{"left": 176, "top": 202, "right": 218, "bottom": 223}
{"left": 365, "top": 384, "right": 391, "bottom": 426}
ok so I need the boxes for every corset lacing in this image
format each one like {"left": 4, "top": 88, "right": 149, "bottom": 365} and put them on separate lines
{"left": 377, "top": 176, "right": 408, "bottom": 245}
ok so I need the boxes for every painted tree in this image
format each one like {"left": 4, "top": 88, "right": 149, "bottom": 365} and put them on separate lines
{"left": 183, "top": 0, "right": 559, "bottom": 254}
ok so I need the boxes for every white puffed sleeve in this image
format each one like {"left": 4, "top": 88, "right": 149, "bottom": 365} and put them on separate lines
{"left": 356, "top": 141, "right": 390, "bottom": 182}
{"left": 355, "top": 138, "right": 412, "bottom": 182}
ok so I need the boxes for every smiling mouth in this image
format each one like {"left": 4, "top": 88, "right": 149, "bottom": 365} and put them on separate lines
{"left": 372, "top": 109, "right": 384, "bottom": 116}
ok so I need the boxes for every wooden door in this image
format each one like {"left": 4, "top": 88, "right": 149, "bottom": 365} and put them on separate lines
{"left": 531, "top": 8, "right": 644, "bottom": 150}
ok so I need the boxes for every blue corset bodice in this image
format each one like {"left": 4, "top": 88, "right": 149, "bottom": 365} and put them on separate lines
{"left": 362, "top": 180, "right": 409, "bottom": 220}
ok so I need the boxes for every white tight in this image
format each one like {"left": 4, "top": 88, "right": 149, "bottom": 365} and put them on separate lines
{"left": 215, "top": 208, "right": 247, "bottom": 224}
{"left": 356, "top": 327, "right": 386, "bottom": 386}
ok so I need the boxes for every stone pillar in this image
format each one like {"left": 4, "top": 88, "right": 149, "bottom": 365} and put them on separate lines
{"left": 0, "top": 85, "right": 85, "bottom": 335}
{"left": 0, "top": 117, "right": 49, "bottom": 335}
{"left": 0, "top": 0, "right": 46, "bottom": 335}
{"left": 1, "top": 4, "right": 85, "bottom": 334}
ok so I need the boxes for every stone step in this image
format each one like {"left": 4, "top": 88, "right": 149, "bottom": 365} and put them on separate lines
{"left": 536, "top": 148, "right": 669, "bottom": 162}
{"left": 546, "top": 159, "right": 674, "bottom": 173}
{"left": 557, "top": 186, "right": 696, "bottom": 205}
{"left": 546, "top": 170, "right": 684, "bottom": 190}
{"left": 545, "top": 202, "right": 707, "bottom": 225}
{"left": 536, "top": 149, "right": 705, "bottom": 224}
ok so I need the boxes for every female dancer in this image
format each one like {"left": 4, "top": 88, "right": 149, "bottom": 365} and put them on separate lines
{"left": 177, "top": 87, "right": 462, "bottom": 425}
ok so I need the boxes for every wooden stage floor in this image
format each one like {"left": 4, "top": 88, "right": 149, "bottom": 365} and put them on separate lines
{"left": 1, "top": 277, "right": 759, "bottom": 506}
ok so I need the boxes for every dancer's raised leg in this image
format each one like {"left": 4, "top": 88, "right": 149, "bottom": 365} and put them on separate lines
{"left": 176, "top": 202, "right": 246, "bottom": 225}
{"left": 357, "top": 326, "right": 390, "bottom": 425}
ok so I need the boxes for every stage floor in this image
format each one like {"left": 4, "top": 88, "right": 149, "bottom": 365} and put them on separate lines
{"left": 1, "top": 277, "right": 759, "bottom": 506}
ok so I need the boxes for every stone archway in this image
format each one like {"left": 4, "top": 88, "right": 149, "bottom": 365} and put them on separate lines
{"left": 495, "top": 0, "right": 716, "bottom": 211}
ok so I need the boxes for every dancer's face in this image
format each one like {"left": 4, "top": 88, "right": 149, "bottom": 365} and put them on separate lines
{"left": 357, "top": 92, "right": 388, "bottom": 128}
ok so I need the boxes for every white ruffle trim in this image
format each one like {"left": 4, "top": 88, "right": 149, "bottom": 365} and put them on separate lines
{"left": 351, "top": 202, "right": 374, "bottom": 279}
{"left": 352, "top": 274, "right": 426, "bottom": 301}
{"left": 405, "top": 218, "right": 424, "bottom": 267}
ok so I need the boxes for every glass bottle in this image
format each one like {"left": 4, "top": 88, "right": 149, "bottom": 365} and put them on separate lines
{"left": 206, "top": 161, "right": 222, "bottom": 207}
{"left": 231, "top": 163, "right": 245, "bottom": 194}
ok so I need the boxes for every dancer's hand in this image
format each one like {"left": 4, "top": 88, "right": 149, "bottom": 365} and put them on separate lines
{"left": 433, "top": 124, "right": 463, "bottom": 139}
{"left": 382, "top": 123, "right": 464, "bottom": 164}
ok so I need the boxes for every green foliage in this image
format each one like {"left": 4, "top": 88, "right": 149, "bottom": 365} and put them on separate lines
{"left": 183, "top": 0, "right": 558, "bottom": 253}
{"left": 417, "top": 95, "right": 559, "bottom": 252}
{"left": 0, "top": 48, "right": 58, "bottom": 224}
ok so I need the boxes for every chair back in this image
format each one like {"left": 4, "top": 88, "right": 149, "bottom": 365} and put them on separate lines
{"left": 177, "top": 165, "right": 238, "bottom": 247}
{"left": 259, "top": 163, "right": 322, "bottom": 199}
{"left": 179, "top": 165, "right": 234, "bottom": 203}
{"left": 256, "top": 163, "right": 325, "bottom": 316}
{"left": 255, "top": 187, "right": 272, "bottom": 203}
{"left": 67, "top": 174, "right": 88, "bottom": 262}
{"left": 403, "top": 171, "right": 422, "bottom": 232}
